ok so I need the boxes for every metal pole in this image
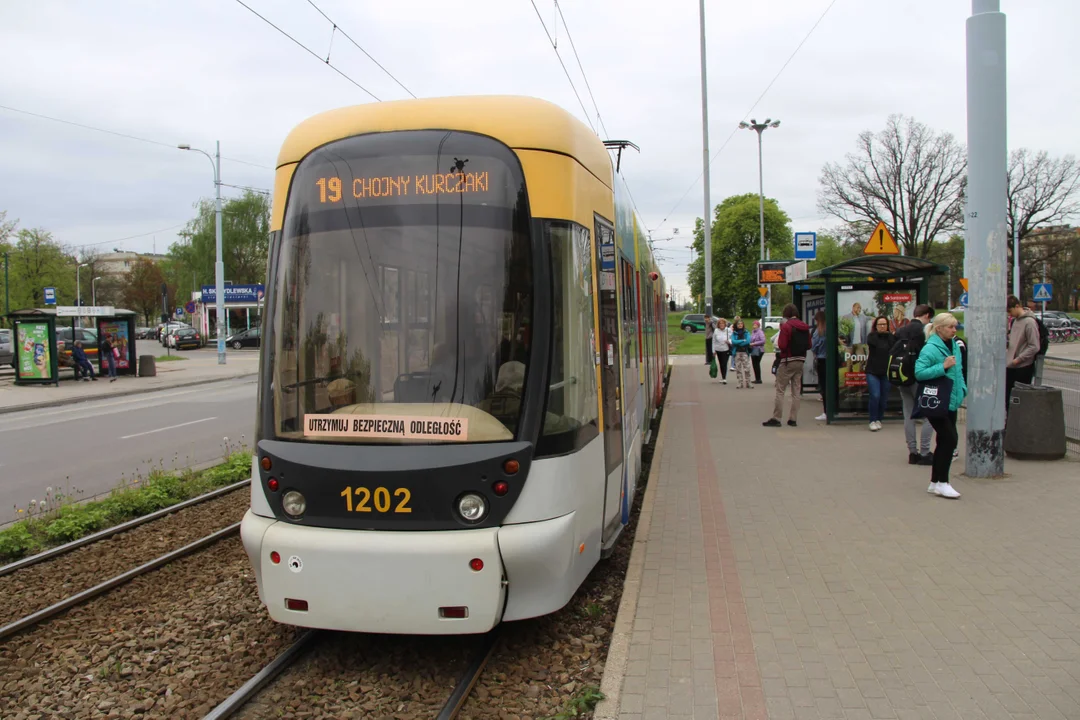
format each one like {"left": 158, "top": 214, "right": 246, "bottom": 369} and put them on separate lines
{"left": 698, "top": 0, "right": 712, "bottom": 318}
{"left": 964, "top": 0, "right": 1008, "bottom": 478}
{"left": 3, "top": 252, "right": 8, "bottom": 326}
{"left": 1012, "top": 226, "right": 1020, "bottom": 297}
{"left": 215, "top": 140, "right": 226, "bottom": 365}
{"left": 76, "top": 268, "right": 81, "bottom": 321}
{"left": 947, "top": 267, "right": 952, "bottom": 309}
{"left": 1042, "top": 261, "right": 1047, "bottom": 317}
{"left": 757, "top": 129, "right": 769, "bottom": 319}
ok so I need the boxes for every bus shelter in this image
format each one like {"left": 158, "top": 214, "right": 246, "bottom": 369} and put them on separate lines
{"left": 7, "top": 307, "right": 139, "bottom": 384}
{"left": 789, "top": 255, "right": 948, "bottom": 424}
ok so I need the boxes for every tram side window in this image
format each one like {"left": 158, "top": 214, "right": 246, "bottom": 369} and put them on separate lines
{"left": 539, "top": 221, "right": 600, "bottom": 456}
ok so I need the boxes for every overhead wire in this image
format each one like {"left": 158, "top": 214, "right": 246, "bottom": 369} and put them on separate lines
{"left": 303, "top": 0, "right": 415, "bottom": 98}
{"left": 527, "top": 0, "right": 595, "bottom": 133}
{"left": 68, "top": 223, "right": 189, "bottom": 249}
{"left": 231, "top": 0, "right": 381, "bottom": 101}
{"left": 553, "top": 1, "right": 607, "bottom": 138}
{"left": 0, "top": 104, "right": 274, "bottom": 170}
{"left": 649, "top": 0, "right": 840, "bottom": 234}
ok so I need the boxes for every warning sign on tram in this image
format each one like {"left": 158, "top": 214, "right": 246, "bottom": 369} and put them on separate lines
{"left": 304, "top": 414, "right": 469, "bottom": 441}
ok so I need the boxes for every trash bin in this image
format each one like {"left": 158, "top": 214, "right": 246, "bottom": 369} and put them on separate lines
{"left": 138, "top": 355, "right": 157, "bottom": 378}
{"left": 1005, "top": 384, "right": 1067, "bottom": 460}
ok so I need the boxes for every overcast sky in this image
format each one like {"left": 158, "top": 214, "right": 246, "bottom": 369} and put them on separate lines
{"left": 2, "top": 0, "right": 1078, "bottom": 301}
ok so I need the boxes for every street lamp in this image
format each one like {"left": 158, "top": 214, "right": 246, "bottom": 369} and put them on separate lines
{"left": 739, "top": 118, "right": 781, "bottom": 317}
{"left": 178, "top": 141, "right": 225, "bottom": 365}
{"left": 77, "top": 263, "right": 89, "bottom": 325}
{"left": 92, "top": 276, "right": 102, "bottom": 308}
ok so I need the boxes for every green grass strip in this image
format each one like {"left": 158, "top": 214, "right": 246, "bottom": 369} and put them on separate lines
{"left": 0, "top": 451, "right": 251, "bottom": 563}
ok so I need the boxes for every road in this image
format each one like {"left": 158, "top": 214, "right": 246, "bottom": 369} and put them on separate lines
{"left": 0, "top": 377, "right": 256, "bottom": 525}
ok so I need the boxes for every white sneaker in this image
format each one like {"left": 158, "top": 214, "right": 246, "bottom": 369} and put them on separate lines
{"left": 935, "top": 483, "right": 961, "bottom": 499}
{"left": 927, "top": 483, "right": 936, "bottom": 494}
{"left": 869, "top": 422, "right": 879, "bottom": 432}
{"left": 875, "top": 421, "right": 883, "bottom": 431}
{"left": 815, "top": 413, "right": 827, "bottom": 421}
{"left": 722, "top": 379, "right": 727, "bottom": 384}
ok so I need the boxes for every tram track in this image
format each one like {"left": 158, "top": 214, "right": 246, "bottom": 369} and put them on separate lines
{"left": 0, "top": 482, "right": 250, "bottom": 629}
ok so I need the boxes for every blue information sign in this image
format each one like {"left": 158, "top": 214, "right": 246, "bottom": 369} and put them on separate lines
{"left": 44, "top": 287, "right": 56, "bottom": 305}
{"left": 175, "top": 307, "right": 184, "bottom": 319}
{"left": 758, "top": 297, "right": 769, "bottom": 309}
{"left": 200, "top": 284, "right": 265, "bottom": 303}
{"left": 794, "top": 232, "right": 817, "bottom": 260}
{"left": 1033, "top": 283, "right": 1052, "bottom": 303}
{"left": 959, "top": 292, "right": 968, "bottom": 308}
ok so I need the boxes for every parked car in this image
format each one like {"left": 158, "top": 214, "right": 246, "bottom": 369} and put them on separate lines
{"left": 135, "top": 326, "right": 156, "bottom": 339}
{"left": 56, "top": 327, "right": 99, "bottom": 360}
{"left": 763, "top": 316, "right": 783, "bottom": 331}
{"left": 1040, "top": 310, "right": 1078, "bottom": 327}
{"left": 170, "top": 327, "right": 203, "bottom": 350}
{"left": 0, "top": 329, "right": 13, "bottom": 368}
{"left": 158, "top": 321, "right": 189, "bottom": 345}
{"left": 225, "top": 326, "right": 261, "bottom": 349}
{"left": 679, "top": 314, "right": 706, "bottom": 333}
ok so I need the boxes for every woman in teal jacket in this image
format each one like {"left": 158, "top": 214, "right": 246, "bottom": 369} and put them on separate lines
{"left": 914, "top": 313, "right": 968, "bottom": 499}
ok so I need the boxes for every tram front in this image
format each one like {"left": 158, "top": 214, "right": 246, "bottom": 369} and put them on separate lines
{"left": 240, "top": 126, "right": 559, "bottom": 634}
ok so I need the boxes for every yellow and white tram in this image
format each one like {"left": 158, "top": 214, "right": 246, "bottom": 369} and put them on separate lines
{"left": 241, "top": 96, "right": 668, "bottom": 634}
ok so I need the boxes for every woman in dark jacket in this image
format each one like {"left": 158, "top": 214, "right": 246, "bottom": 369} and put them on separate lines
{"left": 865, "top": 315, "right": 894, "bottom": 431}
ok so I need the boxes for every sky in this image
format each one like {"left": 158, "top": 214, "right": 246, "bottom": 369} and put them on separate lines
{"left": 2, "top": 0, "right": 1078, "bottom": 303}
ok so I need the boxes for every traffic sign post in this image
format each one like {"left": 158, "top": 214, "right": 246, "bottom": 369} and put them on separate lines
{"left": 43, "top": 287, "right": 56, "bottom": 306}
{"left": 862, "top": 221, "right": 900, "bottom": 255}
{"left": 174, "top": 307, "right": 184, "bottom": 320}
{"left": 758, "top": 297, "right": 769, "bottom": 309}
{"left": 959, "top": 292, "right": 969, "bottom": 308}
{"left": 794, "top": 232, "right": 817, "bottom": 260}
{"left": 1033, "top": 283, "right": 1052, "bottom": 303}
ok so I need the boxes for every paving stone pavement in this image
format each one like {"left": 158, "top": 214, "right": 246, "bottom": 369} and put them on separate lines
{"left": 613, "top": 362, "right": 1080, "bottom": 720}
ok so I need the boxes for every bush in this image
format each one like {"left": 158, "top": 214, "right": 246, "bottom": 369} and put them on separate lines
{"left": 0, "top": 451, "right": 252, "bottom": 564}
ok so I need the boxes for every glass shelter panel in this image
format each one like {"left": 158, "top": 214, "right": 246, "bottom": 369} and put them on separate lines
{"left": 834, "top": 288, "right": 915, "bottom": 415}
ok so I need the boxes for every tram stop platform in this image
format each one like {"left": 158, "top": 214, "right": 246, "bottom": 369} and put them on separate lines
{"left": 596, "top": 356, "right": 1080, "bottom": 720}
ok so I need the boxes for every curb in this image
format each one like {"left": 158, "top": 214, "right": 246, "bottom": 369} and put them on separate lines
{"left": 593, "top": 369, "right": 671, "bottom": 720}
{"left": 0, "top": 373, "right": 258, "bottom": 415}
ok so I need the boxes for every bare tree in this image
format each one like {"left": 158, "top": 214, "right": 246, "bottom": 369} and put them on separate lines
{"left": 1006, "top": 149, "right": 1080, "bottom": 296}
{"left": 818, "top": 115, "right": 968, "bottom": 258}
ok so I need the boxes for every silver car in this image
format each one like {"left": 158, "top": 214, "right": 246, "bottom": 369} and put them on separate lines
{"left": 0, "top": 328, "right": 13, "bottom": 368}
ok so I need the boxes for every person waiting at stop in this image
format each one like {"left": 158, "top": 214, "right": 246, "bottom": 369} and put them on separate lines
{"left": 72, "top": 341, "right": 97, "bottom": 382}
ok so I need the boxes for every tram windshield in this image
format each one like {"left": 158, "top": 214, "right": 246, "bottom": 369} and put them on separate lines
{"left": 272, "top": 130, "right": 533, "bottom": 444}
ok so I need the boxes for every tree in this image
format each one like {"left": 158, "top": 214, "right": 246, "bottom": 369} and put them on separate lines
{"left": 688, "top": 193, "right": 792, "bottom": 318}
{"left": 122, "top": 258, "right": 168, "bottom": 325}
{"left": 818, "top": 115, "right": 967, "bottom": 258}
{"left": 168, "top": 190, "right": 271, "bottom": 289}
{"left": 8, "top": 228, "right": 77, "bottom": 308}
{"left": 1006, "top": 149, "right": 1080, "bottom": 299}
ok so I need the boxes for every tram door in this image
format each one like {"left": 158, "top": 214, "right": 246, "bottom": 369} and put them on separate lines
{"left": 595, "top": 216, "right": 624, "bottom": 544}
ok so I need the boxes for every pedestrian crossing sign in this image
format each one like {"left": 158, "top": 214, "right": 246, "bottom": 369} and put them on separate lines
{"left": 1033, "top": 283, "right": 1052, "bottom": 302}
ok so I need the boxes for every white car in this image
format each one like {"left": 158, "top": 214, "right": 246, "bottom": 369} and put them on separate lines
{"left": 763, "top": 316, "right": 783, "bottom": 331}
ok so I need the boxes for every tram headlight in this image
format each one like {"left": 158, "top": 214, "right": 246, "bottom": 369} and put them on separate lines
{"left": 456, "top": 493, "right": 488, "bottom": 523}
{"left": 282, "top": 490, "right": 307, "bottom": 518}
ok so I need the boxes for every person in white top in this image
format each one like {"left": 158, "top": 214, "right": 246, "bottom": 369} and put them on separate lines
{"left": 712, "top": 318, "right": 733, "bottom": 384}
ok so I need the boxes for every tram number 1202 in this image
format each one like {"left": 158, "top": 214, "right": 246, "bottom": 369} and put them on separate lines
{"left": 340, "top": 486, "right": 413, "bottom": 514}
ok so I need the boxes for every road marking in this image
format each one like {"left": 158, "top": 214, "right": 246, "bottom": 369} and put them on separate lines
{"left": 120, "top": 417, "right": 218, "bottom": 440}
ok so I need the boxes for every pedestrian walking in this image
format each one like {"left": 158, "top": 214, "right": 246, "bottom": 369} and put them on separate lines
{"left": 811, "top": 311, "right": 828, "bottom": 421}
{"left": 1005, "top": 295, "right": 1039, "bottom": 414}
{"left": 712, "top": 318, "right": 732, "bottom": 385}
{"left": 749, "top": 320, "right": 765, "bottom": 384}
{"left": 730, "top": 319, "right": 753, "bottom": 388}
{"left": 891, "top": 304, "right": 934, "bottom": 465}
{"left": 704, "top": 314, "right": 716, "bottom": 366}
{"left": 100, "top": 333, "right": 117, "bottom": 382}
{"left": 866, "top": 315, "right": 895, "bottom": 432}
{"left": 763, "top": 304, "right": 810, "bottom": 427}
{"left": 915, "top": 313, "right": 967, "bottom": 499}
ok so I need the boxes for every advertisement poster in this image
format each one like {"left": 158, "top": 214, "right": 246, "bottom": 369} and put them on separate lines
{"left": 98, "top": 321, "right": 130, "bottom": 370}
{"left": 835, "top": 289, "right": 915, "bottom": 414}
{"left": 17, "top": 322, "right": 52, "bottom": 381}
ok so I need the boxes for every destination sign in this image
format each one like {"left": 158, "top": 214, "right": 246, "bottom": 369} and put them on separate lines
{"left": 758, "top": 261, "right": 796, "bottom": 285}
{"left": 304, "top": 413, "right": 470, "bottom": 441}
{"left": 315, "top": 171, "right": 491, "bottom": 204}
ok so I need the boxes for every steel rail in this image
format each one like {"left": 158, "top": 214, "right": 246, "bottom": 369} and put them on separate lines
{"left": 0, "top": 522, "right": 240, "bottom": 641}
{"left": 436, "top": 628, "right": 501, "bottom": 720}
{"left": 0, "top": 479, "right": 250, "bottom": 577}
{"left": 201, "top": 630, "right": 321, "bottom": 720}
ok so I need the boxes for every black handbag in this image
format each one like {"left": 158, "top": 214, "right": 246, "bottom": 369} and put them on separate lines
{"left": 910, "top": 376, "right": 953, "bottom": 419}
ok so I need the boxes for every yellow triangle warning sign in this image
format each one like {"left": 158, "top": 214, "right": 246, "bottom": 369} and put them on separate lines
{"left": 863, "top": 221, "right": 900, "bottom": 255}
{"left": 758, "top": 287, "right": 768, "bottom": 297}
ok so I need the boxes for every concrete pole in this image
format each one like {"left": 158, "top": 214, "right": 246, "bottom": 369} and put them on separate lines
{"left": 757, "top": 129, "right": 769, "bottom": 319}
{"left": 964, "top": 0, "right": 1008, "bottom": 477}
{"left": 215, "top": 140, "right": 226, "bottom": 365}
{"left": 1012, "top": 226, "right": 1020, "bottom": 297}
{"left": 698, "top": 0, "right": 712, "bottom": 318}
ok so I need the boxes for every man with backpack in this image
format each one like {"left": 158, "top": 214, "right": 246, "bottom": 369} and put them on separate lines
{"left": 763, "top": 304, "right": 810, "bottom": 428}
{"left": 1006, "top": 295, "right": 1043, "bottom": 414}
{"left": 889, "top": 304, "right": 935, "bottom": 465}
